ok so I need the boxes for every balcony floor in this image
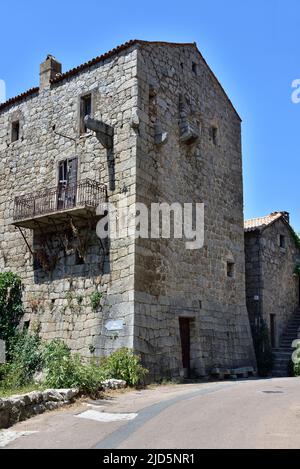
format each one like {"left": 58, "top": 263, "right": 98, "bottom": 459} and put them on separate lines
{"left": 12, "top": 205, "right": 100, "bottom": 230}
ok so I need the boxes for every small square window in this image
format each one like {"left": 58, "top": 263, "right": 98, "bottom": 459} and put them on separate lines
{"left": 80, "top": 94, "right": 92, "bottom": 134}
{"left": 227, "top": 262, "right": 235, "bottom": 278}
{"left": 11, "top": 120, "right": 20, "bottom": 142}
{"left": 279, "top": 235, "right": 286, "bottom": 249}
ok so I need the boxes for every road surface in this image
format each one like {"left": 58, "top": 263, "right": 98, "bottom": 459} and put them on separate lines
{"left": 2, "top": 377, "right": 300, "bottom": 449}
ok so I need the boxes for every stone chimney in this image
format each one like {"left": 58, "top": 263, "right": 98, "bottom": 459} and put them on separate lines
{"left": 39, "top": 55, "right": 62, "bottom": 90}
{"left": 281, "top": 211, "right": 290, "bottom": 224}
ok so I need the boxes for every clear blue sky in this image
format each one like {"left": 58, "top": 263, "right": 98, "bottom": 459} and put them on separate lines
{"left": 0, "top": 0, "right": 299, "bottom": 231}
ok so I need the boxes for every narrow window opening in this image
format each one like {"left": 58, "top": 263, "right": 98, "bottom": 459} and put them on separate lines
{"left": 279, "top": 235, "right": 286, "bottom": 249}
{"left": 227, "top": 262, "right": 235, "bottom": 278}
{"left": 24, "top": 320, "right": 30, "bottom": 331}
{"left": 212, "top": 126, "right": 218, "bottom": 145}
{"left": 80, "top": 94, "right": 92, "bottom": 134}
{"left": 192, "top": 62, "right": 198, "bottom": 75}
{"left": 11, "top": 120, "right": 20, "bottom": 142}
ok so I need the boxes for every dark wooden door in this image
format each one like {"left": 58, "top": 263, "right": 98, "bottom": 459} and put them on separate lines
{"left": 179, "top": 318, "right": 191, "bottom": 376}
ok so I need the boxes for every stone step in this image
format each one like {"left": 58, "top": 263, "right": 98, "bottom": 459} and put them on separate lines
{"left": 273, "top": 365, "right": 289, "bottom": 372}
{"left": 274, "top": 353, "right": 292, "bottom": 357}
{"left": 273, "top": 361, "right": 290, "bottom": 367}
{"left": 273, "top": 348, "right": 292, "bottom": 352}
{"left": 272, "top": 309, "right": 300, "bottom": 376}
{"left": 273, "top": 354, "right": 291, "bottom": 357}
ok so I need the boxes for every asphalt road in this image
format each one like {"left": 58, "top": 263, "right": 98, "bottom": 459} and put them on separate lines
{"left": 3, "top": 377, "right": 300, "bottom": 449}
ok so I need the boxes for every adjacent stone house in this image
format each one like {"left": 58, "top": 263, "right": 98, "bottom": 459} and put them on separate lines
{"left": 245, "top": 211, "right": 300, "bottom": 350}
{"left": 0, "top": 40, "right": 256, "bottom": 379}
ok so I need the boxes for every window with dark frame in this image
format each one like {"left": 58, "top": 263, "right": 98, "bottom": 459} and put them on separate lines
{"left": 80, "top": 94, "right": 92, "bottom": 134}
{"left": 11, "top": 120, "right": 20, "bottom": 142}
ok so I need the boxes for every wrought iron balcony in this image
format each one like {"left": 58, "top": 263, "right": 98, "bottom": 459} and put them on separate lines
{"left": 12, "top": 178, "right": 107, "bottom": 229}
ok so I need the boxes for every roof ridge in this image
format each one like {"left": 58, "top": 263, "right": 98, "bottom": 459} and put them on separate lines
{"left": 0, "top": 39, "right": 240, "bottom": 120}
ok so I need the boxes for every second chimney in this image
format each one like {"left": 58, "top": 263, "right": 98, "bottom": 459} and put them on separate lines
{"left": 39, "top": 55, "right": 62, "bottom": 90}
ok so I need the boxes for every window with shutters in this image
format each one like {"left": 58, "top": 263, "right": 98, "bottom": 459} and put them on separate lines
{"left": 57, "top": 157, "right": 78, "bottom": 210}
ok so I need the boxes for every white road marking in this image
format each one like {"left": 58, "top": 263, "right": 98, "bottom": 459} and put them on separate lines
{"left": 0, "top": 430, "right": 38, "bottom": 448}
{"left": 76, "top": 410, "right": 138, "bottom": 423}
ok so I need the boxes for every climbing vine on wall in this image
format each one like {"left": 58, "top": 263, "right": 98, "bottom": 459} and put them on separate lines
{"left": 290, "top": 227, "right": 300, "bottom": 250}
{"left": 294, "top": 266, "right": 300, "bottom": 276}
{"left": 0, "top": 272, "right": 24, "bottom": 344}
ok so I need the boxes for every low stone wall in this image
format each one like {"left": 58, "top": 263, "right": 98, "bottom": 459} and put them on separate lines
{"left": 0, "top": 389, "right": 79, "bottom": 429}
{"left": 0, "top": 379, "right": 127, "bottom": 429}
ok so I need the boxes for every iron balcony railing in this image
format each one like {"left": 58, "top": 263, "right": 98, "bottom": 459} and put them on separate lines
{"left": 13, "top": 178, "right": 107, "bottom": 222}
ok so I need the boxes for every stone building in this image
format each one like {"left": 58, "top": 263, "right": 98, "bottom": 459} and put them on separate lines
{"left": 0, "top": 40, "right": 256, "bottom": 379}
{"left": 245, "top": 211, "right": 300, "bottom": 372}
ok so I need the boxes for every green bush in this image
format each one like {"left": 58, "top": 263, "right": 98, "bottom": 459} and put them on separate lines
{"left": 90, "top": 291, "right": 102, "bottom": 310}
{"left": 103, "top": 348, "right": 148, "bottom": 386}
{"left": 1, "top": 332, "right": 42, "bottom": 389}
{"left": 293, "top": 344, "right": 300, "bottom": 376}
{"left": 0, "top": 272, "right": 23, "bottom": 346}
{"left": 0, "top": 333, "right": 149, "bottom": 396}
{"left": 42, "top": 339, "right": 106, "bottom": 396}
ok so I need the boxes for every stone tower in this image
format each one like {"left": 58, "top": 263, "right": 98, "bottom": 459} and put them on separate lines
{"left": 0, "top": 40, "right": 256, "bottom": 379}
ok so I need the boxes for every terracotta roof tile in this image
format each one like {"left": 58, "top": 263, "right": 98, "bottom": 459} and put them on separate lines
{"left": 0, "top": 87, "right": 39, "bottom": 112}
{"left": 244, "top": 212, "right": 286, "bottom": 232}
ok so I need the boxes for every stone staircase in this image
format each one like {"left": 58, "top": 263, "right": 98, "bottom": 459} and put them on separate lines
{"left": 272, "top": 309, "right": 300, "bottom": 377}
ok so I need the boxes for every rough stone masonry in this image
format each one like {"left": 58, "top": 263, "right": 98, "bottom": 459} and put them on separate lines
{"left": 0, "top": 40, "right": 256, "bottom": 380}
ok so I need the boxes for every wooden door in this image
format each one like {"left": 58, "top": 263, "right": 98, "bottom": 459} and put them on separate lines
{"left": 179, "top": 318, "right": 191, "bottom": 377}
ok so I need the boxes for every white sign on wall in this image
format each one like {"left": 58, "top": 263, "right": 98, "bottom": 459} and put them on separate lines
{"left": 105, "top": 320, "right": 124, "bottom": 332}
